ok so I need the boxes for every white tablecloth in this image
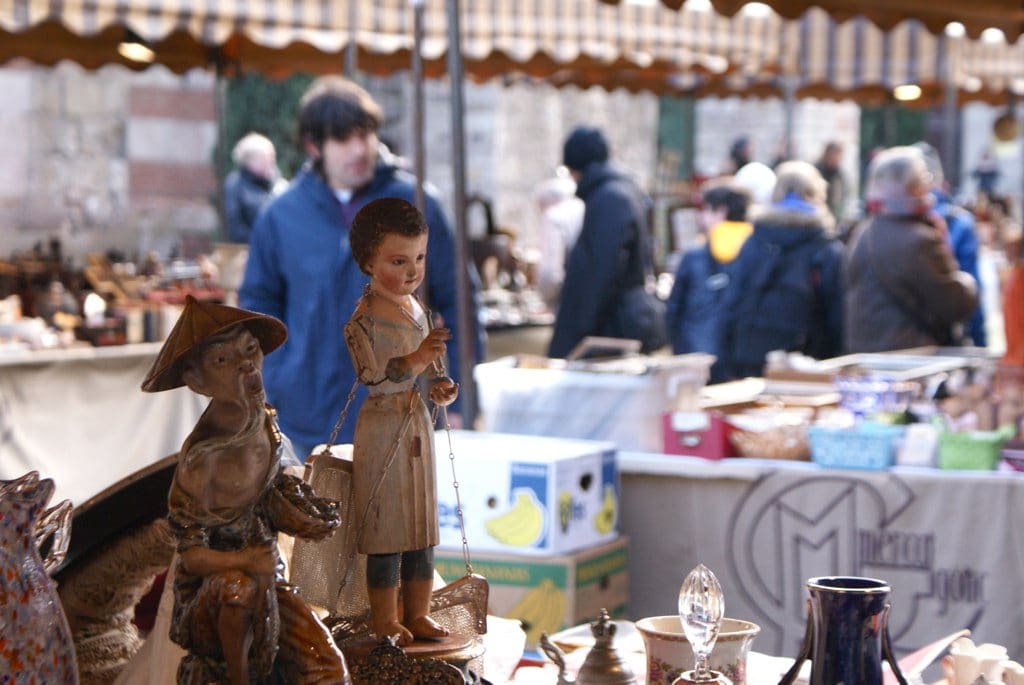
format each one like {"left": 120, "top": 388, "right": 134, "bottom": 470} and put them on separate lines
{"left": 0, "top": 344, "right": 206, "bottom": 506}
{"left": 475, "top": 356, "right": 710, "bottom": 453}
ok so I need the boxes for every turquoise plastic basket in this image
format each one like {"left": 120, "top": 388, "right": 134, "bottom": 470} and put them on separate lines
{"left": 809, "top": 423, "right": 905, "bottom": 470}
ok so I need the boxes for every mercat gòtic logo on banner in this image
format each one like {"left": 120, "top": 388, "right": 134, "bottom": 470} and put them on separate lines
{"left": 727, "top": 473, "right": 987, "bottom": 656}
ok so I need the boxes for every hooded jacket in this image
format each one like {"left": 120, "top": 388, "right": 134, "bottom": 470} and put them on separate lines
{"left": 844, "top": 211, "right": 978, "bottom": 353}
{"left": 716, "top": 196, "right": 844, "bottom": 380}
{"left": 665, "top": 221, "right": 751, "bottom": 361}
{"left": 547, "top": 162, "right": 654, "bottom": 358}
{"left": 223, "top": 167, "right": 275, "bottom": 244}
{"left": 239, "top": 149, "right": 482, "bottom": 454}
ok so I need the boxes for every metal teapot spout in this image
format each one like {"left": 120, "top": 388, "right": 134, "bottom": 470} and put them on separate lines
{"left": 539, "top": 632, "right": 575, "bottom": 685}
{"left": 539, "top": 609, "right": 638, "bottom": 685}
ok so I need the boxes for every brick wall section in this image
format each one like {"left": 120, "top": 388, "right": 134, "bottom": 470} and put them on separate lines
{"left": 129, "top": 161, "right": 216, "bottom": 200}
{"left": 0, "top": 62, "right": 220, "bottom": 260}
{"left": 129, "top": 86, "right": 216, "bottom": 120}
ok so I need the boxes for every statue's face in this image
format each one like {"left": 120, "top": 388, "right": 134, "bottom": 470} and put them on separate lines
{"left": 365, "top": 232, "right": 428, "bottom": 298}
{"left": 190, "top": 325, "right": 264, "bottom": 402}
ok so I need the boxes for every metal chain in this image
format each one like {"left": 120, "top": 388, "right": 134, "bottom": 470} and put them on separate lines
{"left": 330, "top": 291, "right": 473, "bottom": 576}
{"left": 322, "top": 379, "right": 360, "bottom": 454}
{"left": 440, "top": 404, "right": 473, "bottom": 576}
{"left": 419, "top": 296, "right": 473, "bottom": 575}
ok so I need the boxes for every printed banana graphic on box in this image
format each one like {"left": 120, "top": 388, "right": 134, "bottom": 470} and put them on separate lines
{"left": 434, "top": 431, "right": 618, "bottom": 554}
{"left": 485, "top": 488, "right": 547, "bottom": 547}
{"left": 593, "top": 484, "right": 617, "bottom": 535}
{"left": 508, "top": 577, "right": 567, "bottom": 646}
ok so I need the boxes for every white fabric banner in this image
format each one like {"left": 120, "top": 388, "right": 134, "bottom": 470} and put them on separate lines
{"left": 619, "top": 453, "right": 1024, "bottom": 663}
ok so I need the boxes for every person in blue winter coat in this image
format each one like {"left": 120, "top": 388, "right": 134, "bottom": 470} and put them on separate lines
{"left": 547, "top": 126, "right": 664, "bottom": 358}
{"left": 239, "top": 76, "right": 482, "bottom": 459}
{"left": 914, "top": 142, "right": 986, "bottom": 347}
{"left": 664, "top": 178, "right": 752, "bottom": 374}
{"left": 716, "top": 161, "right": 845, "bottom": 380}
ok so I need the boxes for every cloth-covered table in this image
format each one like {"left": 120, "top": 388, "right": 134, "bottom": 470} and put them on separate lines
{"left": 618, "top": 452, "right": 1024, "bottom": 662}
{"left": 0, "top": 344, "right": 206, "bottom": 506}
{"left": 475, "top": 356, "right": 711, "bottom": 453}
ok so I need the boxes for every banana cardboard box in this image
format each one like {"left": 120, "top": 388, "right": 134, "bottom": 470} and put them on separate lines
{"left": 435, "top": 535, "right": 629, "bottom": 649}
{"left": 434, "top": 430, "right": 619, "bottom": 556}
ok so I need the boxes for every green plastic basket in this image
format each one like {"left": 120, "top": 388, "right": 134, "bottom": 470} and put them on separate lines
{"left": 937, "top": 426, "right": 1015, "bottom": 471}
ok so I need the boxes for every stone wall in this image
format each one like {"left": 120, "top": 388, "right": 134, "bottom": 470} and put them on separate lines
{"left": 0, "top": 61, "right": 218, "bottom": 263}
{"left": 694, "top": 96, "right": 862, "bottom": 203}
{"left": 374, "top": 76, "right": 660, "bottom": 251}
{"left": 3, "top": 61, "right": 1019, "bottom": 269}
{"left": 961, "top": 101, "right": 1024, "bottom": 210}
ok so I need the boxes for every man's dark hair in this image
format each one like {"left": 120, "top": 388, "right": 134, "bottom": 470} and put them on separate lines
{"left": 702, "top": 180, "right": 751, "bottom": 222}
{"left": 729, "top": 136, "right": 751, "bottom": 169}
{"left": 298, "top": 76, "right": 383, "bottom": 149}
{"left": 350, "top": 198, "right": 428, "bottom": 274}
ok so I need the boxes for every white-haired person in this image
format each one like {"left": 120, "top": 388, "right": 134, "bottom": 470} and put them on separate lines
{"left": 715, "top": 160, "right": 845, "bottom": 380}
{"left": 223, "top": 132, "right": 286, "bottom": 244}
{"left": 844, "top": 145, "right": 978, "bottom": 352}
{"left": 532, "top": 170, "right": 584, "bottom": 310}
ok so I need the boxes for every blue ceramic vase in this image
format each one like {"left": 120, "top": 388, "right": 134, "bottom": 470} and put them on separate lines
{"left": 778, "top": 576, "right": 907, "bottom": 685}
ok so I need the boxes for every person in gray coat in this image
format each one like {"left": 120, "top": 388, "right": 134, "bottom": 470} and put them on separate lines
{"left": 844, "top": 146, "right": 978, "bottom": 352}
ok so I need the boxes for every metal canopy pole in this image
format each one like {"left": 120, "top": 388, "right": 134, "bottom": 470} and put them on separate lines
{"left": 411, "top": 0, "right": 426, "bottom": 213}
{"left": 782, "top": 74, "right": 797, "bottom": 161}
{"left": 940, "top": 35, "right": 961, "bottom": 190}
{"left": 445, "top": 0, "right": 477, "bottom": 428}
{"left": 345, "top": 1, "right": 358, "bottom": 76}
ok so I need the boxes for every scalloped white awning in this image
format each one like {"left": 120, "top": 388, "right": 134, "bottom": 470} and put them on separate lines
{"left": 1, "top": 0, "right": 1021, "bottom": 104}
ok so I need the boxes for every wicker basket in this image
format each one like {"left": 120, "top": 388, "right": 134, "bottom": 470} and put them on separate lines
{"left": 729, "top": 424, "right": 810, "bottom": 461}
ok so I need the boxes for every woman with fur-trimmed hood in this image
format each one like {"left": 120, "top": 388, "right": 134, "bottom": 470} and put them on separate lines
{"left": 715, "top": 160, "right": 845, "bottom": 380}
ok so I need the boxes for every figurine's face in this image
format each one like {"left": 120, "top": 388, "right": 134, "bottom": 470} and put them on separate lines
{"left": 365, "top": 232, "right": 428, "bottom": 298}
{"left": 187, "top": 325, "right": 264, "bottom": 402}
{"left": 314, "top": 130, "right": 378, "bottom": 191}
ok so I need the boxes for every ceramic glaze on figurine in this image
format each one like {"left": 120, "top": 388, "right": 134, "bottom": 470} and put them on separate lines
{"left": 342, "top": 198, "right": 459, "bottom": 646}
{"left": 0, "top": 471, "right": 78, "bottom": 685}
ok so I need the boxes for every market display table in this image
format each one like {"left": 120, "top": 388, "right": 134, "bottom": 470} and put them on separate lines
{"left": 618, "top": 452, "right": 1024, "bottom": 662}
{"left": 0, "top": 343, "right": 206, "bottom": 506}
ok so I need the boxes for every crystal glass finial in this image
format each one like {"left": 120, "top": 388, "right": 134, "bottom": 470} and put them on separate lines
{"left": 678, "top": 563, "right": 725, "bottom": 679}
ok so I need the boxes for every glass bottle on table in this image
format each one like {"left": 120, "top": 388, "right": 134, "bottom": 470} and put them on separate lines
{"left": 674, "top": 564, "right": 732, "bottom": 685}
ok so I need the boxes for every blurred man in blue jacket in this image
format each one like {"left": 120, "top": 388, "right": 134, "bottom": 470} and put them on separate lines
{"left": 914, "top": 142, "right": 986, "bottom": 347}
{"left": 240, "top": 76, "right": 482, "bottom": 459}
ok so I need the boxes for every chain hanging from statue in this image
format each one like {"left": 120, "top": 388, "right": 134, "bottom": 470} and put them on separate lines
{"left": 288, "top": 288, "right": 488, "bottom": 681}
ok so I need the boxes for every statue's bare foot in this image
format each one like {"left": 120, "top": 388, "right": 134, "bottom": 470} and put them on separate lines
{"left": 405, "top": 615, "right": 450, "bottom": 640}
{"left": 373, "top": 620, "right": 414, "bottom": 646}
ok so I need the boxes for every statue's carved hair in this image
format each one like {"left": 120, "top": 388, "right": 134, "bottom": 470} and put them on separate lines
{"left": 350, "top": 198, "right": 428, "bottom": 274}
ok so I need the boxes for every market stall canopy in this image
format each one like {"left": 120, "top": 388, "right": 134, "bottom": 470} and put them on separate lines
{"left": 598, "top": 0, "right": 1024, "bottom": 43}
{"left": 1, "top": 0, "right": 1021, "bottom": 103}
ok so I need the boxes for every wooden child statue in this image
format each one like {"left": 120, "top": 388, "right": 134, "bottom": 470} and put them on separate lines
{"left": 141, "top": 295, "right": 350, "bottom": 684}
{"left": 345, "top": 197, "right": 459, "bottom": 645}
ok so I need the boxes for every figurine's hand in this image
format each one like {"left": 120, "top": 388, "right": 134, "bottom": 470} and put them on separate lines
{"left": 244, "top": 543, "right": 278, "bottom": 578}
{"left": 414, "top": 327, "right": 450, "bottom": 367}
{"left": 429, "top": 378, "right": 459, "bottom": 406}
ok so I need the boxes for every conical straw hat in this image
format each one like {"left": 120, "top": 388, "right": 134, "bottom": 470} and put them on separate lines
{"left": 141, "top": 295, "right": 287, "bottom": 393}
